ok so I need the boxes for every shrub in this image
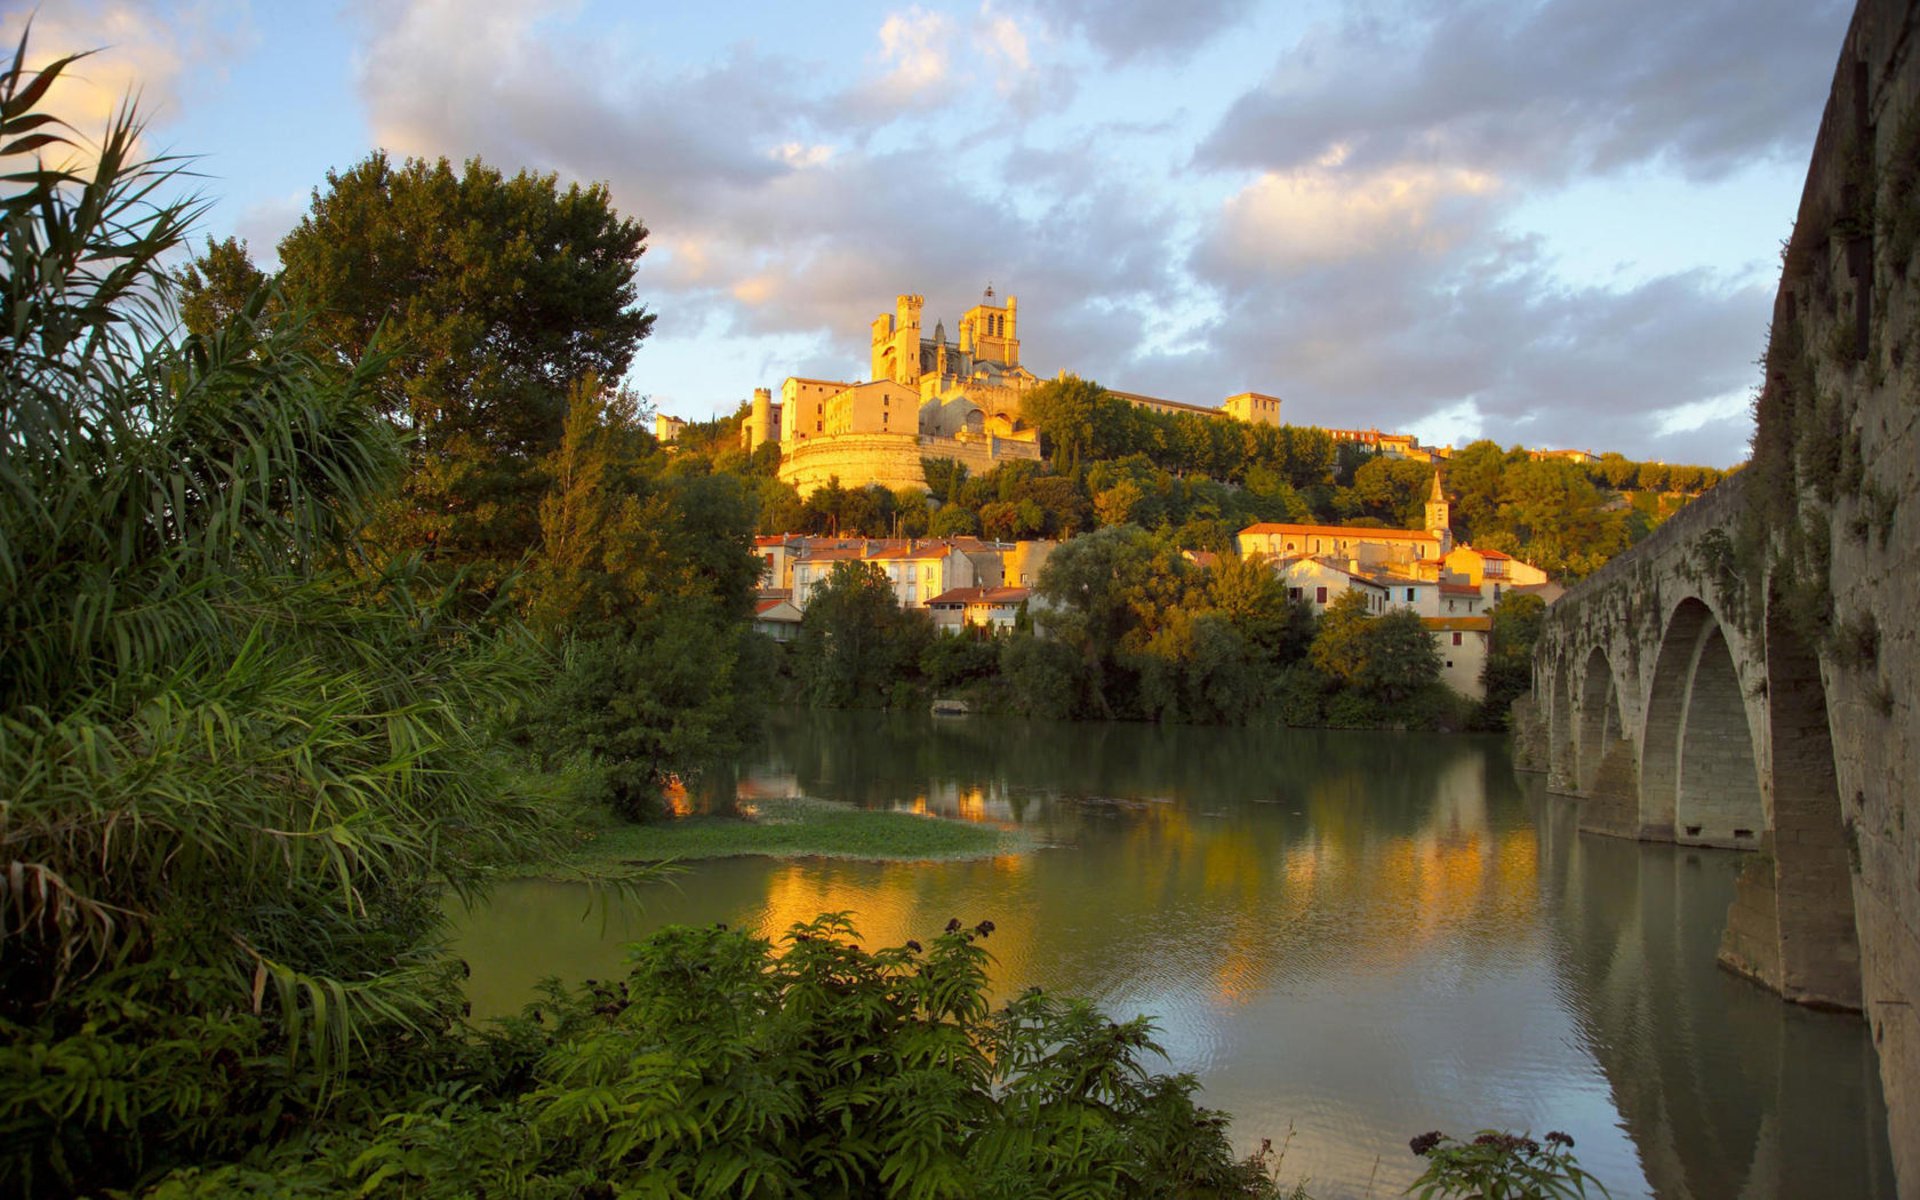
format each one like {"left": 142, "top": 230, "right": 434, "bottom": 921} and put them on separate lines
{"left": 1407, "top": 1129, "right": 1607, "bottom": 1200}
{"left": 152, "top": 917, "right": 1286, "bottom": 1198}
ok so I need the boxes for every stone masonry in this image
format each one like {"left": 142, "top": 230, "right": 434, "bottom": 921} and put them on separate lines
{"left": 1517, "top": 0, "right": 1920, "bottom": 1186}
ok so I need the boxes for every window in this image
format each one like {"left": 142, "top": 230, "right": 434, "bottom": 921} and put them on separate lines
{"left": 1315, "top": 587, "right": 1327, "bottom": 604}
{"left": 1446, "top": 660, "right": 1454, "bottom": 669}
{"left": 1447, "top": 600, "right": 1455, "bottom": 613}
{"left": 1288, "top": 587, "right": 1302, "bottom": 600}
{"left": 1406, "top": 588, "right": 1416, "bottom": 602}
{"left": 1452, "top": 632, "right": 1463, "bottom": 646}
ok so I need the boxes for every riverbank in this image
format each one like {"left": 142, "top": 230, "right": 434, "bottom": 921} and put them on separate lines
{"left": 535, "top": 796, "right": 1030, "bottom": 873}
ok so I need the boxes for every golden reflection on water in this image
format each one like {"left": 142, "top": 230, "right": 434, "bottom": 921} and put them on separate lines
{"left": 454, "top": 715, "right": 1894, "bottom": 1200}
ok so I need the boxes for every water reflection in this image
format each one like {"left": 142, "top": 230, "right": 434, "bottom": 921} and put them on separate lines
{"left": 1535, "top": 800, "right": 1892, "bottom": 1199}
{"left": 452, "top": 711, "right": 1892, "bottom": 1199}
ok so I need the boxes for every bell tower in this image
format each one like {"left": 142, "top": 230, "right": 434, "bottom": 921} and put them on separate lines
{"left": 1426, "top": 471, "right": 1453, "bottom": 557}
{"left": 959, "top": 284, "right": 1019, "bottom": 369}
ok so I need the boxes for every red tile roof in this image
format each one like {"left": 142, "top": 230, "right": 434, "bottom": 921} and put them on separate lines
{"left": 926, "top": 586, "right": 1031, "bottom": 606}
{"left": 1241, "top": 522, "right": 1438, "bottom": 541}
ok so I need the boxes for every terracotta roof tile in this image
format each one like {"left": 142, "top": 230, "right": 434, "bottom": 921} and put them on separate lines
{"left": 1240, "top": 522, "right": 1438, "bottom": 541}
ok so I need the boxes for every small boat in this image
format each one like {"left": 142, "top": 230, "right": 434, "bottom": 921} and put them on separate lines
{"left": 930, "top": 698, "right": 970, "bottom": 716}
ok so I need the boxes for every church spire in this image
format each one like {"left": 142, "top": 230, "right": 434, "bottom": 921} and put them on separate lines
{"left": 1425, "top": 469, "right": 1453, "bottom": 557}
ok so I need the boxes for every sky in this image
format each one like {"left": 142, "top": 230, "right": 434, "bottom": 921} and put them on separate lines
{"left": 10, "top": 0, "right": 1857, "bottom": 467}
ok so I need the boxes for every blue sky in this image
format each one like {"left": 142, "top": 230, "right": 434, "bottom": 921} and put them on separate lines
{"left": 13, "top": 0, "right": 1854, "bottom": 466}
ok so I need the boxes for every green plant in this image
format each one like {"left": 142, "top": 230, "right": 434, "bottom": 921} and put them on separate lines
{"left": 150, "top": 916, "right": 1287, "bottom": 1198}
{"left": 0, "top": 33, "right": 568, "bottom": 1193}
{"left": 1407, "top": 1129, "right": 1607, "bottom": 1200}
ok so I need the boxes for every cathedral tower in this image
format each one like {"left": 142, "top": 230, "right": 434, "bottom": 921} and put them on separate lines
{"left": 958, "top": 285, "right": 1019, "bottom": 368}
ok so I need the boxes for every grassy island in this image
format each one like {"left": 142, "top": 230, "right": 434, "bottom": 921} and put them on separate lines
{"left": 554, "top": 796, "right": 1031, "bottom": 868}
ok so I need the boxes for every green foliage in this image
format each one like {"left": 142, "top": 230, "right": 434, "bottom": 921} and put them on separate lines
{"left": 998, "top": 631, "right": 1083, "bottom": 719}
{"left": 516, "top": 383, "right": 763, "bottom": 817}
{"left": 151, "top": 917, "right": 1285, "bottom": 1199}
{"left": 922, "top": 628, "right": 1002, "bottom": 689}
{"left": 1407, "top": 1129, "right": 1607, "bottom": 1200}
{"left": 796, "top": 561, "right": 933, "bottom": 708}
{"left": 1477, "top": 593, "right": 1547, "bottom": 730}
{"left": 1309, "top": 592, "right": 1441, "bottom": 704}
{"left": 0, "top": 42, "right": 560, "bottom": 1193}
{"left": 173, "top": 234, "right": 272, "bottom": 337}
{"left": 274, "top": 149, "right": 654, "bottom": 584}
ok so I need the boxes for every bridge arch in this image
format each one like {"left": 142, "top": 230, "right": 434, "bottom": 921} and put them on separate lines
{"left": 1575, "top": 646, "right": 1621, "bottom": 792}
{"left": 1573, "top": 646, "right": 1641, "bottom": 836}
{"left": 1639, "top": 597, "right": 1764, "bottom": 848}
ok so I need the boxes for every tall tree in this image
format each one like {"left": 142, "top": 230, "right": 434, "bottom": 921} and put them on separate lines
{"left": 795, "top": 561, "right": 922, "bottom": 708}
{"left": 1019, "top": 374, "right": 1107, "bottom": 471}
{"left": 276, "top": 152, "right": 654, "bottom": 578}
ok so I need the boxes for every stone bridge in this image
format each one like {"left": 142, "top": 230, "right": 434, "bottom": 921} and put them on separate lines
{"left": 1514, "top": 0, "right": 1920, "bottom": 1186}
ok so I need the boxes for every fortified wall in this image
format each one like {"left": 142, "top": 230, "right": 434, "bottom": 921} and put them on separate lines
{"left": 778, "top": 431, "right": 1041, "bottom": 498}
{"left": 1523, "top": 0, "right": 1920, "bottom": 1184}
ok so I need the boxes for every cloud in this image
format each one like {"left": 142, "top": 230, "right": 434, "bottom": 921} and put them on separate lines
{"left": 1185, "top": 214, "right": 1772, "bottom": 465}
{"left": 341, "top": 0, "right": 1180, "bottom": 392}
{"left": 1198, "top": 0, "right": 1851, "bottom": 184}
{"left": 331, "top": 0, "right": 1804, "bottom": 465}
{"left": 2, "top": 1, "right": 253, "bottom": 158}
{"left": 1029, "top": 0, "right": 1255, "bottom": 65}
{"left": 1207, "top": 159, "right": 1501, "bottom": 272}
{"left": 869, "top": 7, "right": 958, "bottom": 105}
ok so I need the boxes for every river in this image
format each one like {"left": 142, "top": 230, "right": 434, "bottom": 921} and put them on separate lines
{"left": 451, "top": 710, "right": 1895, "bottom": 1198}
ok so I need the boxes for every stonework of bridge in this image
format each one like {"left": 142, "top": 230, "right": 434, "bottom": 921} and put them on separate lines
{"left": 1513, "top": 0, "right": 1920, "bottom": 1187}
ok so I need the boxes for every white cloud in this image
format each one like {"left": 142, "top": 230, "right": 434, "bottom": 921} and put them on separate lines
{"left": 772, "top": 142, "right": 835, "bottom": 170}
{"left": 978, "top": 4, "right": 1031, "bottom": 73}
{"left": 872, "top": 8, "right": 957, "bottom": 104}
{"left": 1211, "top": 164, "right": 1501, "bottom": 271}
{"left": 2, "top": 1, "right": 252, "bottom": 160}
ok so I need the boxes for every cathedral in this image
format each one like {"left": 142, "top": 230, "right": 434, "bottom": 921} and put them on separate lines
{"left": 740, "top": 288, "right": 1281, "bottom": 497}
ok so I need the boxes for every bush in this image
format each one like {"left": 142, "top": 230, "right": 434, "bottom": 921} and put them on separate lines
{"left": 152, "top": 917, "right": 1286, "bottom": 1198}
{"left": 1407, "top": 1129, "right": 1607, "bottom": 1199}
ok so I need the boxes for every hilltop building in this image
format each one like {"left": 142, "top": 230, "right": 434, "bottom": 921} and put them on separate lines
{"left": 727, "top": 288, "right": 1285, "bottom": 497}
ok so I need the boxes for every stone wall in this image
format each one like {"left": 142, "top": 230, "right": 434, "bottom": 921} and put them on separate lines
{"left": 778, "top": 431, "right": 1041, "bottom": 499}
{"left": 1523, "top": 2, "right": 1920, "bottom": 1183}
{"left": 1784, "top": 0, "right": 1920, "bottom": 1174}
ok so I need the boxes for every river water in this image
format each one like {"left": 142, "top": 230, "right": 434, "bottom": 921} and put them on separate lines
{"left": 452, "top": 710, "right": 1894, "bottom": 1198}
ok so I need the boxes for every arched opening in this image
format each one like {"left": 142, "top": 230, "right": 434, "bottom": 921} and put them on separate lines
{"left": 1641, "top": 599, "right": 1713, "bottom": 840}
{"left": 1576, "top": 647, "right": 1615, "bottom": 792}
{"left": 1761, "top": 593, "right": 1862, "bottom": 1009}
{"left": 1676, "top": 622, "right": 1765, "bottom": 847}
{"left": 1574, "top": 646, "right": 1639, "bottom": 836}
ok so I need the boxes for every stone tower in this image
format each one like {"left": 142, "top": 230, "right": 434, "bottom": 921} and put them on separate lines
{"left": 870, "top": 294, "right": 925, "bottom": 386}
{"left": 743, "top": 387, "right": 773, "bottom": 452}
{"left": 959, "top": 285, "right": 1019, "bottom": 368}
{"left": 1426, "top": 471, "right": 1453, "bottom": 557}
